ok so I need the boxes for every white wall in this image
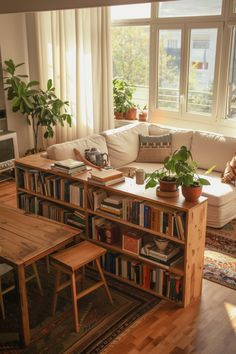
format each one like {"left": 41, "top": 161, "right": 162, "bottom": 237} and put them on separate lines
{"left": 0, "top": 13, "right": 34, "bottom": 156}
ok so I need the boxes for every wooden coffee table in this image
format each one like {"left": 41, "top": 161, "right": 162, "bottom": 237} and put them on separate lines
{"left": 0, "top": 205, "right": 81, "bottom": 346}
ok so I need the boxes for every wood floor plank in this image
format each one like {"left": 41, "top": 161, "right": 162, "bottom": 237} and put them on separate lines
{"left": 1, "top": 180, "right": 235, "bottom": 354}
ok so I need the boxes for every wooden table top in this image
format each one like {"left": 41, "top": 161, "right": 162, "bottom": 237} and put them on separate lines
{"left": 0, "top": 205, "right": 81, "bottom": 267}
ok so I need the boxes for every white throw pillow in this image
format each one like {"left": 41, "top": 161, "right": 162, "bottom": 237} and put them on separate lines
{"left": 102, "top": 123, "right": 149, "bottom": 168}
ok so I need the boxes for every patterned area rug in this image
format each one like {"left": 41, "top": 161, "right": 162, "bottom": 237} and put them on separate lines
{"left": 0, "top": 265, "right": 160, "bottom": 353}
{"left": 204, "top": 220, "right": 236, "bottom": 290}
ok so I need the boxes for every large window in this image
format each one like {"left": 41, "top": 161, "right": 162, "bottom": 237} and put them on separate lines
{"left": 187, "top": 28, "right": 217, "bottom": 114}
{"left": 111, "top": 0, "right": 236, "bottom": 125}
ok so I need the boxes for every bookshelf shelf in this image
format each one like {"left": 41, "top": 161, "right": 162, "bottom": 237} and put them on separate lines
{"left": 87, "top": 209, "right": 186, "bottom": 245}
{"left": 15, "top": 155, "right": 208, "bottom": 308}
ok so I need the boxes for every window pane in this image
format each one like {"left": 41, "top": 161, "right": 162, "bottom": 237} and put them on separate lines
{"left": 112, "top": 26, "right": 149, "bottom": 107}
{"left": 157, "top": 29, "right": 181, "bottom": 111}
{"left": 159, "top": 0, "right": 222, "bottom": 18}
{"left": 227, "top": 28, "right": 236, "bottom": 119}
{"left": 187, "top": 28, "right": 217, "bottom": 115}
{"left": 111, "top": 4, "right": 150, "bottom": 20}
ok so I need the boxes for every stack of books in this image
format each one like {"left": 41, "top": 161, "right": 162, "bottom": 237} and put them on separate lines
{"left": 88, "top": 169, "right": 125, "bottom": 186}
{"left": 140, "top": 241, "right": 183, "bottom": 268}
{"left": 100, "top": 194, "right": 123, "bottom": 217}
{"left": 51, "top": 159, "right": 87, "bottom": 175}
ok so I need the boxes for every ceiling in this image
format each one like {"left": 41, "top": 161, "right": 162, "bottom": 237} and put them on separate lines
{"left": 0, "top": 0, "right": 173, "bottom": 14}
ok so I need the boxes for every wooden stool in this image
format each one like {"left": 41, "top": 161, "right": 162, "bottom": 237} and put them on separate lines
{"left": 50, "top": 241, "right": 113, "bottom": 332}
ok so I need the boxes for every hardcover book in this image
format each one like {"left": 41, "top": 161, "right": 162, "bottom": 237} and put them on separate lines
{"left": 89, "top": 169, "right": 124, "bottom": 182}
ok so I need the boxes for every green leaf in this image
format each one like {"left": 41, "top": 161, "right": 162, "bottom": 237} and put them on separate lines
{"left": 22, "top": 96, "right": 34, "bottom": 109}
{"left": 198, "top": 178, "right": 210, "bottom": 186}
{"left": 47, "top": 79, "right": 53, "bottom": 90}
{"left": 27, "top": 81, "right": 39, "bottom": 88}
{"left": 145, "top": 179, "right": 157, "bottom": 189}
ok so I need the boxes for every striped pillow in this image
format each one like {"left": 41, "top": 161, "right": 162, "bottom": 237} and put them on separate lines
{"left": 136, "top": 134, "right": 172, "bottom": 163}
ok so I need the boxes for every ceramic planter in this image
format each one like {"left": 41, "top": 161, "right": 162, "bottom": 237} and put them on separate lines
{"left": 181, "top": 185, "right": 202, "bottom": 202}
{"left": 114, "top": 112, "right": 125, "bottom": 120}
{"left": 159, "top": 179, "right": 177, "bottom": 192}
{"left": 125, "top": 108, "right": 137, "bottom": 120}
{"left": 138, "top": 112, "right": 147, "bottom": 121}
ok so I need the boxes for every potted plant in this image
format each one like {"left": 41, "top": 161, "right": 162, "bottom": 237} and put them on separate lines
{"left": 145, "top": 153, "right": 179, "bottom": 192}
{"left": 138, "top": 104, "right": 148, "bottom": 122}
{"left": 3, "top": 59, "right": 72, "bottom": 153}
{"left": 113, "top": 77, "right": 137, "bottom": 120}
{"left": 173, "top": 146, "right": 214, "bottom": 201}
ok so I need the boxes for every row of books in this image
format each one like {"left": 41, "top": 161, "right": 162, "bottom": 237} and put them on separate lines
{"left": 99, "top": 252, "right": 183, "bottom": 302}
{"left": 17, "top": 167, "right": 85, "bottom": 207}
{"left": 18, "top": 193, "right": 85, "bottom": 229}
{"left": 89, "top": 215, "right": 120, "bottom": 244}
{"left": 88, "top": 191, "right": 186, "bottom": 240}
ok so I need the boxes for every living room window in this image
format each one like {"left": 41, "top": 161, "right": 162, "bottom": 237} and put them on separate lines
{"left": 111, "top": 0, "right": 236, "bottom": 126}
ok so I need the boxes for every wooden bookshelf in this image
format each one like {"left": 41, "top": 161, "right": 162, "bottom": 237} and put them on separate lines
{"left": 15, "top": 154, "right": 207, "bottom": 308}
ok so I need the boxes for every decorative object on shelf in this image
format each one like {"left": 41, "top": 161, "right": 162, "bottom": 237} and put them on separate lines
{"left": 113, "top": 77, "right": 136, "bottom": 120}
{"left": 154, "top": 238, "right": 169, "bottom": 251}
{"left": 122, "top": 229, "right": 143, "bottom": 255}
{"left": 221, "top": 153, "right": 236, "bottom": 185}
{"left": 156, "top": 187, "right": 179, "bottom": 198}
{"left": 3, "top": 59, "right": 72, "bottom": 153}
{"left": 138, "top": 104, "right": 148, "bottom": 122}
{"left": 135, "top": 168, "right": 145, "bottom": 184}
{"left": 84, "top": 148, "right": 109, "bottom": 167}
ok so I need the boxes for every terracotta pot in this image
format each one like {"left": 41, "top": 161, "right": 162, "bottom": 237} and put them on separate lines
{"left": 114, "top": 112, "right": 125, "bottom": 120}
{"left": 159, "top": 179, "right": 177, "bottom": 192}
{"left": 125, "top": 108, "right": 137, "bottom": 120}
{"left": 181, "top": 185, "right": 202, "bottom": 202}
{"left": 138, "top": 112, "right": 147, "bottom": 122}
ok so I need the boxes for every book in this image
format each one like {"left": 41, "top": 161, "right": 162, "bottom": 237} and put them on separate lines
{"left": 88, "top": 176, "right": 125, "bottom": 186}
{"left": 93, "top": 189, "right": 107, "bottom": 210}
{"left": 51, "top": 165, "right": 87, "bottom": 174}
{"left": 89, "top": 169, "right": 124, "bottom": 182}
{"left": 100, "top": 203, "right": 123, "bottom": 216}
{"left": 103, "top": 195, "right": 123, "bottom": 206}
{"left": 54, "top": 159, "right": 85, "bottom": 169}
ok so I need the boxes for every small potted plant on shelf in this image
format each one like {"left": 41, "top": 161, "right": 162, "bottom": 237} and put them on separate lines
{"left": 145, "top": 153, "right": 179, "bottom": 193}
{"left": 138, "top": 104, "right": 148, "bottom": 122}
{"left": 113, "top": 77, "right": 135, "bottom": 120}
{"left": 173, "top": 146, "right": 214, "bottom": 202}
{"left": 125, "top": 102, "right": 137, "bottom": 120}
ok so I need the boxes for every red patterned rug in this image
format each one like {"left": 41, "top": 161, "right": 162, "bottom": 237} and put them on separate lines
{"left": 203, "top": 220, "right": 236, "bottom": 290}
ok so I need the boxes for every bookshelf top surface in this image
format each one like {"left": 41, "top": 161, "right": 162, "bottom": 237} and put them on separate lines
{"left": 15, "top": 154, "right": 208, "bottom": 211}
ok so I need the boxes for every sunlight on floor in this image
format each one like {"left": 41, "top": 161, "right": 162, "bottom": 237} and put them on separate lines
{"left": 224, "top": 302, "right": 236, "bottom": 333}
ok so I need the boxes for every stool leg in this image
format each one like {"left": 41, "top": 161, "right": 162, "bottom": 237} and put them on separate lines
{"left": 0, "top": 277, "right": 5, "bottom": 320}
{"left": 71, "top": 273, "right": 79, "bottom": 333}
{"left": 52, "top": 270, "right": 61, "bottom": 316}
{"left": 81, "top": 266, "right": 85, "bottom": 288}
{"left": 32, "top": 263, "right": 43, "bottom": 296}
{"left": 46, "top": 256, "right": 50, "bottom": 273}
{"left": 95, "top": 259, "right": 113, "bottom": 305}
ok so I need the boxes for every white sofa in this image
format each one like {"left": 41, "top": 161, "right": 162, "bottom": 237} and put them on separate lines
{"left": 46, "top": 122, "right": 236, "bottom": 228}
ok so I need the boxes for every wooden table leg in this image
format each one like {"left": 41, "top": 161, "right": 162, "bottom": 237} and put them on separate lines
{"left": 14, "top": 265, "right": 30, "bottom": 346}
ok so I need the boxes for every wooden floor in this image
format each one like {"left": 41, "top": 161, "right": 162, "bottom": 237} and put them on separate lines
{"left": 0, "top": 180, "right": 236, "bottom": 354}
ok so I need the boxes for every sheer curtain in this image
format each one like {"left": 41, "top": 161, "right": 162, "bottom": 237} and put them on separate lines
{"left": 36, "top": 7, "right": 113, "bottom": 146}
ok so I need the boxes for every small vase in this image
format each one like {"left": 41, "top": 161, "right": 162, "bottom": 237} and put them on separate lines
{"left": 181, "top": 185, "right": 202, "bottom": 202}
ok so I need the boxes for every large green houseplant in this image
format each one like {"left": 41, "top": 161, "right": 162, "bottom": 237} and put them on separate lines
{"left": 3, "top": 59, "right": 72, "bottom": 153}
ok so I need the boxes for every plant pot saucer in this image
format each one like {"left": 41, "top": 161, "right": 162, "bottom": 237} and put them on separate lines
{"left": 156, "top": 187, "right": 179, "bottom": 198}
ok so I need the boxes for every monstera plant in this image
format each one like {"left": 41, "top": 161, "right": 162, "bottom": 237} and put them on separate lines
{"left": 3, "top": 59, "right": 72, "bottom": 153}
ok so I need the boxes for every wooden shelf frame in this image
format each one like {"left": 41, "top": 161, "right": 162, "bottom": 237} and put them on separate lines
{"left": 14, "top": 155, "right": 208, "bottom": 308}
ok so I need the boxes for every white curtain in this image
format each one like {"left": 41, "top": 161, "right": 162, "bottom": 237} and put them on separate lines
{"left": 36, "top": 7, "right": 114, "bottom": 146}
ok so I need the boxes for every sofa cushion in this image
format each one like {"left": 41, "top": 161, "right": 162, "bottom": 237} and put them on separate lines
{"left": 46, "top": 134, "right": 108, "bottom": 161}
{"left": 148, "top": 124, "right": 193, "bottom": 152}
{"left": 136, "top": 134, "right": 172, "bottom": 163}
{"left": 191, "top": 131, "right": 236, "bottom": 173}
{"left": 102, "top": 123, "right": 149, "bottom": 168}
